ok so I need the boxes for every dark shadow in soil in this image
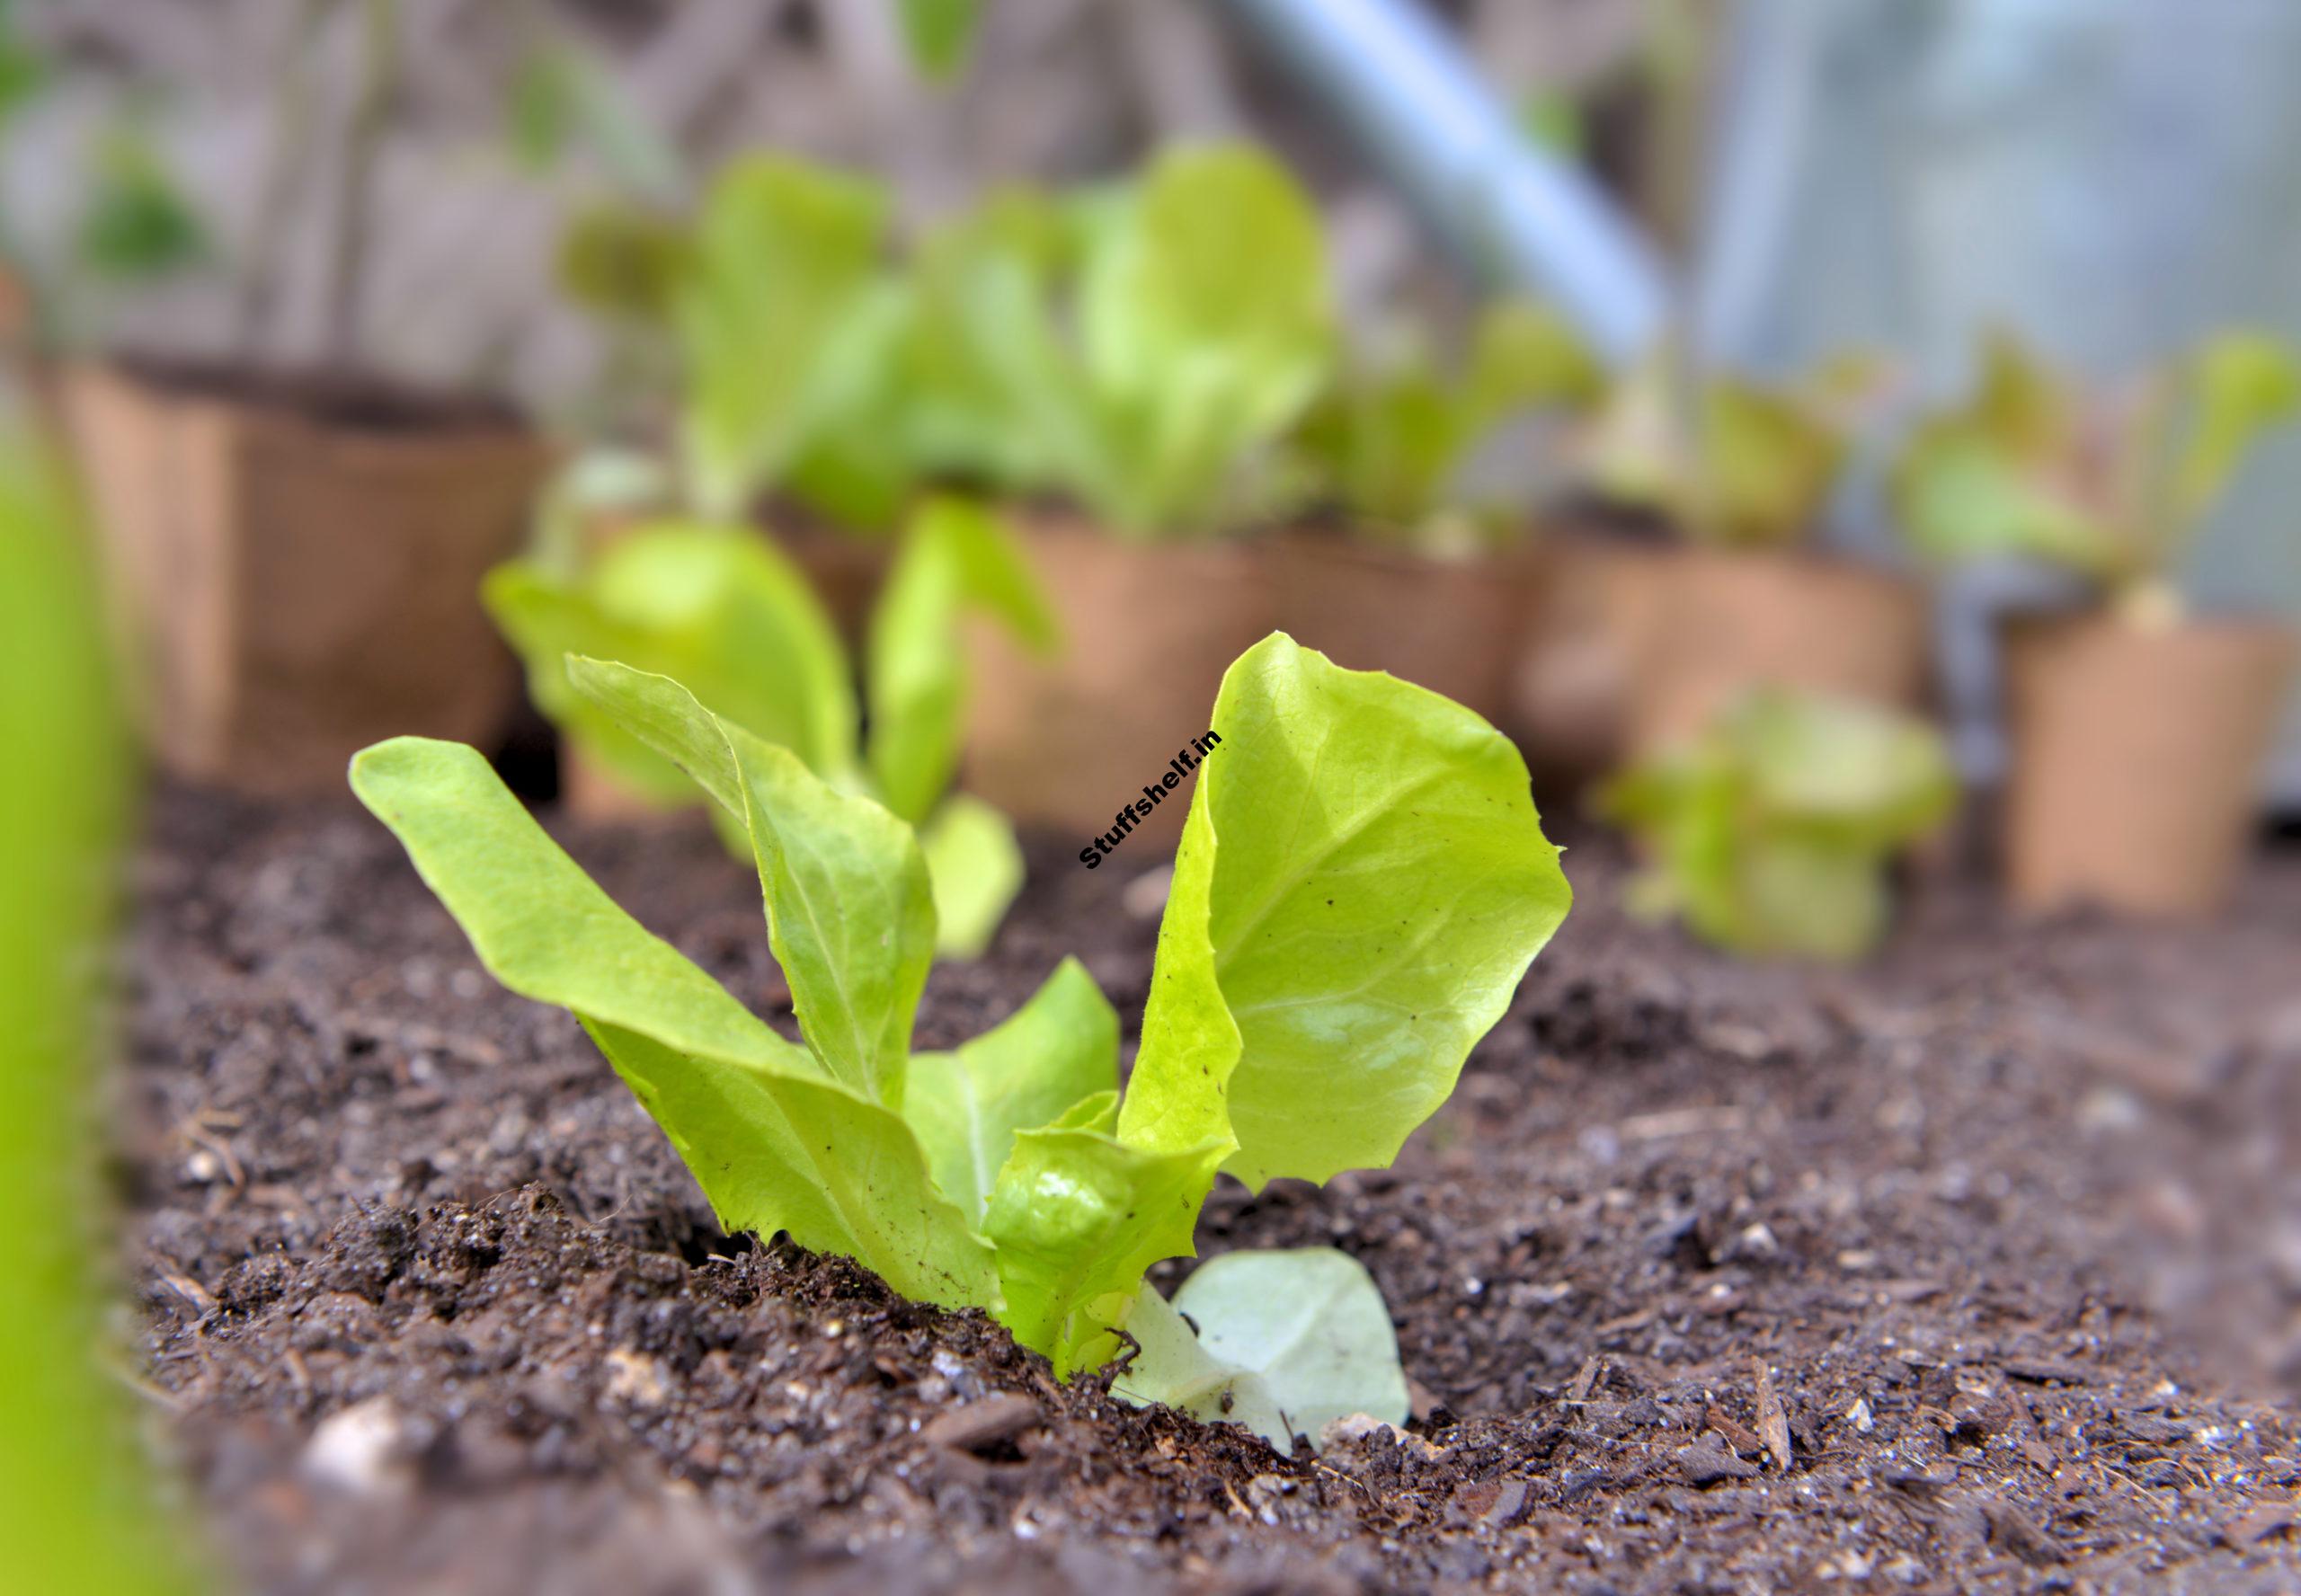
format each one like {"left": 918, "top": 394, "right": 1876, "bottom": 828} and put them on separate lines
{"left": 121, "top": 786, "right": 2301, "bottom": 1594}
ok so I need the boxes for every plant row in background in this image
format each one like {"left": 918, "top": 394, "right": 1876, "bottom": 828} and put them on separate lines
{"left": 42, "top": 100, "right": 2301, "bottom": 946}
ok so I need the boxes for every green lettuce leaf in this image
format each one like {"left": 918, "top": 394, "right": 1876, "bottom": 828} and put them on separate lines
{"left": 1117, "top": 633, "right": 1572, "bottom": 1190}
{"left": 347, "top": 736, "right": 996, "bottom": 1309}
{"left": 565, "top": 658, "right": 930, "bottom": 1109}
{"left": 1168, "top": 1248, "right": 1409, "bottom": 1441}
{"left": 674, "top": 155, "right": 894, "bottom": 518}
{"left": 484, "top": 524, "right": 857, "bottom": 800}
{"left": 1112, "top": 1248, "right": 1409, "bottom": 1451}
{"left": 1071, "top": 144, "right": 1334, "bottom": 536}
{"left": 982, "top": 1124, "right": 1228, "bottom": 1373}
{"left": 916, "top": 793, "right": 1026, "bottom": 961}
{"left": 1108, "top": 1283, "right": 1288, "bottom": 1442}
{"left": 1892, "top": 328, "right": 2299, "bottom": 592}
{"left": 902, "top": 958, "right": 1117, "bottom": 1223}
{"left": 1599, "top": 687, "right": 1954, "bottom": 961}
{"left": 2170, "top": 332, "right": 2300, "bottom": 532}
{"left": 866, "top": 498, "right": 1057, "bottom": 825}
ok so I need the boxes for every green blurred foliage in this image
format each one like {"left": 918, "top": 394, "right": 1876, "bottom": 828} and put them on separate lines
{"left": 75, "top": 125, "right": 207, "bottom": 283}
{"left": 487, "top": 496, "right": 1054, "bottom": 957}
{"left": 1893, "top": 329, "right": 2301, "bottom": 605}
{"left": 1580, "top": 351, "right": 1881, "bottom": 548}
{"left": 0, "top": 427, "right": 205, "bottom": 1594}
{"left": 1293, "top": 299, "right": 1603, "bottom": 544}
{"left": 1600, "top": 688, "right": 1955, "bottom": 961}
{"left": 898, "top": 0, "right": 980, "bottom": 82}
{"left": 672, "top": 155, "right": 902, "bottom": 520}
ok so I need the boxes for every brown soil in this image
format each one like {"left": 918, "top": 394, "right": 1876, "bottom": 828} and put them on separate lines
{"left": 122, "top": 785, "right": 2301, "bottom": 1594}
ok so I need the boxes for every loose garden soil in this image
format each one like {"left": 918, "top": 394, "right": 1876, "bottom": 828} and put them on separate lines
{"left": 122, "top": 785, "right": 2301, "bottom": 1594}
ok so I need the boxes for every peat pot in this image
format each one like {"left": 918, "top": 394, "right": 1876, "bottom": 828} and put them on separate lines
{"left": 1631, "top": 548, "right": 1931, "bottom": 752}
{"left": 1510, "top": 531, "right": 1677, "bottom": 794}
{"left": 1268, "top": 531, "right": 1536, "bottom": 727}
{"left": 962, "top": 517, "right": 1275, "bottom": 849}
{"left": 771, "top": 518, "right": 893, "bottom": 648}
{"left": 62, "top": 359, "right": 546, "bottom": 794}
{"left": 2002, "top": 612, "right": 2295, "bottom": 915}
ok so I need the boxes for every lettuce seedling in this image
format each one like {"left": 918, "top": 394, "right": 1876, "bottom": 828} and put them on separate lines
{"left": 1599, "top": 687, "right": 1954, "bottom": 961}
{"left": 1578, "top": 349, "right": 1885, "bottom": 549}
{"left": 964, "top": 143, "right": 1336, "bottom": 539}
{"left": 1293, "top": 301, "right": 1604, "bottom": 548}
{"left": 1891, "top": 329, "right": 2298, "bottom": 623}
{"left": 485, "top": 497, "right": 1056, "bottom": 957}
{"left": 671, "top": 154, "right": 912, "bottom": 525}
{"left": 350, "top": 634, "right": 1570, "bottom": 1450}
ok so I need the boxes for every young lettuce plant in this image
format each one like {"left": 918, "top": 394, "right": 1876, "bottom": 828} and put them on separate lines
{"left": 1578, "top": 350, "right": 1883, "bottom": 548}
{"left": 349, "top": 634, "right": 1570, "bottom": 1450}
{"left": 1293, "top": 301, "right": 1604, "bottom": 550}
{"left": 964, "top": 142, "right": 1336, "bottom": 538}
{"left": 1598, "top": 687, "right": 1953, "bottom": 962}
{"left": 1890, "top": 330, "right": 2299, "bottom": 624}
{"left": 484, "top": 496, "right": 1056, "bottom": 957}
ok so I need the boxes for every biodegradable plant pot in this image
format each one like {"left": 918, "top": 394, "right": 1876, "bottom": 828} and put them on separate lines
{"left": 962, "top": 517, "right": 1275, "bottom": 848}
{"left": 771, "top": 519, "right": 893, "bottom": 647}
{"left": 1510, "top": 530, "right": 1679, "bottom": 793}
{"left": 1630, "top": 548, "right": 1931, "bottom": 752}
{"left": 1268, "top": 530, "right": 1536, "bottom": 726}
{"left": 61, "top": 359, "right": 546, "bottom": 794}
{"left": 2002, "top": 612, "right": 2295, "bottom": 915}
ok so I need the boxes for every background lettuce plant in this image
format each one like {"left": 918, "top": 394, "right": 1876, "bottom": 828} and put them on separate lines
{"left": 967, "top": 142, "right": 1336, "bottom": 539}
{"left": 1599, "top": 687, "right": 1954, "bottom": 961}
{"left": 1292, "top": 300, "right": 1604, "bottom": 550}
{"left": 485, "top": 496, "right": 1055, "bottom": 957}
{"left": 1579, "top": 350, "right": 1883, "bottom": 549}
{"left": 350, "top": 634, "right": 1571, "bottom": 1450}
{"left": 1890, "top": 330, "right": 2299, "bottom": 621}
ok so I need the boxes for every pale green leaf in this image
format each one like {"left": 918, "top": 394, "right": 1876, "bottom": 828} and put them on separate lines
{"left": 1598, "top": 688, "right": 1953, "bottom": 962}
{"left": 350, "top": 737, "right": 813, "bottom": 1072}
{"left": 1974, "top": 327, "right": 2071, "bottom": 457}
{"left": 1075, "top": 144, "right": 1333, "bottom": 535}
{"left": 1170, "top": 1247, "right": 1409, "bottom": 1443}
{"left": 484, "top": 525, "right": 858, "bottom": 800}
{"left": 1109, "top": 1283, "right": 1288, "bottom": 1443}
{"left": 866, "top": 499, "right": 1055, "bottom": 825}
{"left": 347, "top": 737, "right": 997, "bottom": 1308}
{"left": 1116, "top": 634, "right": 1572, "bottom": 1190}
{"left": 2170, "top": 332, "right": 2300, "bottom": 531}
{"left": 1462, "top": 300, "right": 1604, "bottom": 425}
{"left": 902, "top": 957, "right": 1117, "bottom": 1223}
{"left": 565, "top": 658, "right": 929, "bottom": 1108}
{"left": 1888, "top": 422, "right": 2112, "bottom": 574}
{"left": 1696, "top": 378, "right": 1846, "bottom": 549}
{"left": 917, "top": 793, "right": 1026, "bottom": 960}
{"left": 674, "top": 156, "right": 893, "bottom": 517}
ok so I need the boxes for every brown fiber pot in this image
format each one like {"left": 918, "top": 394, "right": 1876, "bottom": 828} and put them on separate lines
{"left": 1267, "top": 532, "right": 1536, "bottom": 727}
{"left": 60, "top": 359, "right": 546, "bottom": 794}
{"left": 771, "top": 520, "right": 892, "bottom": 647}
{"left": 2002, "top": 612, "right": 2295, "bottom": 915}
{"left": 1630, "top": 548, "right": 1931, "bottom": 751}
{"left": 1510, "top": 532, "right": 1678, "bottom": 793}
{"left": 962, "top": 518, "right": 1275, "bottom": 850}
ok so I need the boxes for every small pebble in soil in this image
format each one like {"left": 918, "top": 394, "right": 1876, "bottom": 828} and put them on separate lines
{"left": 1678, "top": 1432, "right": 1761, "bottom": 1486}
